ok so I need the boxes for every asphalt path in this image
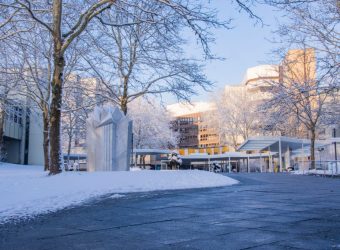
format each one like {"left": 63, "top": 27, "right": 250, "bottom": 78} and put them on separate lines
{"left": 1, "top": 173, "right": 340, "bottom": 249}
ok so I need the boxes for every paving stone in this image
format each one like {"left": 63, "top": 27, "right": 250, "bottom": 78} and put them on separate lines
{"left": 277, "top": 236, "right": 338, "bottom": 250}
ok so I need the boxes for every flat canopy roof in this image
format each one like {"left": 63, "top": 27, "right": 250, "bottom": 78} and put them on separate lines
{"left": 181, "top": 152, "right": 277, "bottom": 162}
{"left": 63, "top": 153, "right": 87, "bottom": 160}
{"left": 238, "top": 136, "right": 312, "bottom": 152}
{"left": 133, "top": 149, "right": 276, "bottom": 162}
{"left": 326, "top": 137, "right": 340, "bottom": 144}
{"left": 133, "top": 149, "right": 172, "bottom": 155}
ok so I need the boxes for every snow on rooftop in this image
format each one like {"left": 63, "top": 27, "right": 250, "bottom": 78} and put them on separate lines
{"left": 133, "top": 149, "right": 172, "bottom": 154}
{"left": 292, "top": 169, "right": 340, "bottom": 176}
{"left": 167, "top": 102, "right": 216, "bottom": 117}
{"left": 241, "top": 65, "right": 279, "bottom": 85}
{"left": 182, "top": 152, "right": 277, "bottom": 160}
{"left": 0, "top": 163, "right": 238, "bottom": 224}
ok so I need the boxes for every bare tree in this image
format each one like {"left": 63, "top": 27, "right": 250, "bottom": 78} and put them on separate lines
{"left": 128, "top": 98, "right": 178, "bottom": 149}
{"left": 263, "top": 0, "right": 339, "bottom": 168}
{"left": 263, "top": 48, "right": 336, "bottom": 169}
{"left": 0, "top": 43, "right": 23, "bottom": 161}
{"left": 7, "top": 27, "right": 54, "bottom": 171}
{"left": 268, "top": 0, "right": 339, "bottom": 92}
{"left": 0, "top": 4, "right": 32, "bottom": 41}
{"left": 83, "top": 1, "right": 216, "bottom": 115}
{"left": 62, "top": 75, "right": 95, "bottom": 163}
{"left": 258, "top": 104, "right": 307, "bottom": 138}
{"left": 0, "top": 0, "right": 118, "bottom": 174}
{"left": 0, "top": 0, "right": 261, "bottom": 174}
{"left": 3, "top": 24, "right": 83, "bottom": 171}
{"left": 206, "top": 86, "right": 258, "bottom": 150}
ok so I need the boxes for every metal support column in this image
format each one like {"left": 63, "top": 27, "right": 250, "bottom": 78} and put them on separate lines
{"left": 269, "top": 146, "right": 273, "bottom": 172}
{"left": 301, "top": 142, "right": 305, "bottom": 171}
{"left": 208, "top": 156, "right": 211, "bottom": 172}
{"left": 247, "top": 156, "right": 250, "bottom": 173}
{"left": 260, "top": 152, "right": 262, "bottom": 173}
{"left": 279, "top": 138, "right": 283, "bottom": 172}
{"left": 333, "top": 128, "right": 338, "bottom": 161}
{"left": 228, "top": 156, "right": 231, "bottom": 172}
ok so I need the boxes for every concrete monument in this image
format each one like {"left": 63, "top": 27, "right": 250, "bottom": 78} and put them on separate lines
{"left": 86, "top": 105, "right": 132, "bottom": 171}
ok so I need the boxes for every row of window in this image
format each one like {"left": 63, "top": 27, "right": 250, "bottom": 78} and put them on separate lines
{"left": 5, "top": 106, "right": 24, "bottom": 125}
{"left": 177, "top": 117, "right": 200, "bottom": 125}
{"left": 176, "top": 128, "right": 198, "bottom": 133}
{"left": 199, "top": 143, "right": 219, "bottom": 148}
{"left": 200, "top": 134, "right": 218, "bottom": 141}
{"left": 200, "top": 134, "right": 217, "bottom": 138}
{"left": 180, "top": 135, "right": 198, "bottom": 141}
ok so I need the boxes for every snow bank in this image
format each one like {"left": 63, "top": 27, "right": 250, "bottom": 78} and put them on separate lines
{"left": 292, "top": 169, "right": 340, "bottom": 176}
{"left": 0, "top": 163, "right": 238, "bottom": 224}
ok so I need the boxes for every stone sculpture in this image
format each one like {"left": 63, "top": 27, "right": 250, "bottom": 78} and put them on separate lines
{"left": 86, "top": 105, "right": 132, "bottom": 171}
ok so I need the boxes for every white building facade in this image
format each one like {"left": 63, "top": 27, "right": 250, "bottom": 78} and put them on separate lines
{"left": 3, "top": 103, "right": 44, "bottom": 165}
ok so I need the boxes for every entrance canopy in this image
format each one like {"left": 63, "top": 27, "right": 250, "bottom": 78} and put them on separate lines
{"left": 133, "top": 149, "right": 172, "bottom": 155}
{"left": 326, "top": 137, "right": 340, "bottom": 144}
{"left": 238, "top": 136, "right": 311, "bottom": 152}
{"left": 63, "top": 153, "right": 87, "bottom": 160}
{"left": 181, "top": 152, "right": 276, "bottom": 165}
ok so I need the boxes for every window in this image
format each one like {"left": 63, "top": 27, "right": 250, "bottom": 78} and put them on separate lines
{"left": 6, "top": 105, "right": 23, "bottom": 125}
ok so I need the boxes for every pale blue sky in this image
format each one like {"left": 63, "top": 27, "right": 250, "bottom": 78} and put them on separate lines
{"left": 167, "top": 1, "right": 284, "bottom": 104}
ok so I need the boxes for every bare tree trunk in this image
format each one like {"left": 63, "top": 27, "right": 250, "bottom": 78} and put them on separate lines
{"left": 232, "top": 136, "right": 238, "bottom": 151}
{"left": 42, "top": 106, "right": 50, "bottom": 171}
{"left": 310, "top": 128, "right": 316, "bottom": 170}
{"left": 120, "top": 78, "right": 128, "bottom": 115}
{"left": 49, "top": 56, "right": 65, "bottom": 175}
{"left": 67, "top": 132, "right": 73, "bottom": 164}
{"left": 121, "top": 98, "right": 128, "bottom": 115}
{"left": 0, "top": 108, "right": 6, "bottom": 161}
{"left": 49, "top": 0, "right": 64, "bottom": 175}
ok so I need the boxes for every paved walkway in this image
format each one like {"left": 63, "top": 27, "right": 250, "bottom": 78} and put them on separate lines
{"left": 1, "top": 173, "right": 340, "bottom": 250}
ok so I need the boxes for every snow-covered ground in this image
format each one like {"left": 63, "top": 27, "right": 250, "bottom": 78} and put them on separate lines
{"left": 0, "top": 163, "right": 238, "bottom": 224}
{"left": 292, "top": 169, "right": 340, "bottom": 176}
